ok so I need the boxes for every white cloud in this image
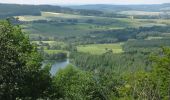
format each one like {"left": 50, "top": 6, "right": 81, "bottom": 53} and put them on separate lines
{"left": 0, "top": 0, "right": 169, "bottom": 5}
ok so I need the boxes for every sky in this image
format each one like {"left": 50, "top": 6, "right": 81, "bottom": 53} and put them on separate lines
{"left": 0, "top": 0, "right": 170, "bottom": 5}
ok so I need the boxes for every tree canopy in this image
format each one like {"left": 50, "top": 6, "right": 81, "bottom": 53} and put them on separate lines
{"left": 0, "top": 20, "right": 52, "bottom": 99}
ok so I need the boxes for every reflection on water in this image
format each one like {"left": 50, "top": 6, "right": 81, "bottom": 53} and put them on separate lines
{"left": 50, "top": 59, "right": 69, "bottom": 76}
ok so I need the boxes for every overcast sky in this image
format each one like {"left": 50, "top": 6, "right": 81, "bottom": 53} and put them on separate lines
{"left": 0, "top": 0, "right": 170, "bottom": 5}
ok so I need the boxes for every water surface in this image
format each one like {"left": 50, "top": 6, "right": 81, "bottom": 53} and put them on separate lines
{"left": 50, "top": 59, "right": 70, "bottom": 75}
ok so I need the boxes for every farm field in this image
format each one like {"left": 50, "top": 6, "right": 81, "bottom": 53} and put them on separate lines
{"left": 118, "top": 10, "right": 161, "bottom": 16}
{"left": 32, "top": 41, "right": 66, "bottom": 46}
{"left": 44, "top": 50, "right": 68, "bottom": 54}
{"left": 23, "top": 23, "right": 107, "bottom": 37}
{"left": 77, "top": 43, "right": 124, "bottom": 55}
{"left": 18, "top": 11, "right": 170, "bottom": 40}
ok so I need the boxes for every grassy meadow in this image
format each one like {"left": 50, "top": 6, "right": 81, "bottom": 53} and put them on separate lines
{"left": 19, "top": 11, "right": 170, "bottom": 37}
{"left": 44, "top": 50, "right": 68, "bottom": 54}
{"left": 77, "top": 43, "right": 123, "bottom": 55}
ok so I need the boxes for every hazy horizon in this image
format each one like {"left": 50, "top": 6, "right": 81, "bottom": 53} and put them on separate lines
{"left": 0, "top": 0, "right": 170, "bottom": 5}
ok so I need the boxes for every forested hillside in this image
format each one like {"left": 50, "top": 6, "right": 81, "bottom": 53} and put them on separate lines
{"left": 68, "top": 3, "right": 170, "bottom": 12}
{"left": 0, "top": 4, "right": 73, "bottom": 18}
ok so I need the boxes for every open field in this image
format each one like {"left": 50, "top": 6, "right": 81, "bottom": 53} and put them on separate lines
{"left": 18, "top": 11, "right": 170, "bottom": 39}
{"left": 16, "top": 16, "right": 47, "bottom": 21}
{"left": 119, "top": 10, "right": 161, "bottom": 16}
{"left": 32, "top": 41, "right": 66, "bottom": 45}
{"left": 42, "top": 12, "right": 92, "bottom": 19}
{"left": 18, "top": 11, "right": 170, "bottom": 54}
{"left": 44, "top": 50, "right": 68, "bottom": 54}
{"left": 137, "top": 19, "right": 170, "bottom": 25}
{"left": 18, "top": 11, "right": 169, "bottom": 24}
{"left": 77, "top": 43, "right": 124, "bottom": 55}
{"left": 32, "top": 41, "right": 56, "bottom": 44}
{"left": 146, "top": 36, "right": 163, "bottom": 40}
{"left": 22, "top": 23, "right": 96, "bottom": 38}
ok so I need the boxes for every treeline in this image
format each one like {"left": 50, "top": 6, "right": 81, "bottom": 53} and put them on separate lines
{"left": 70, "top": 51, "right": 150, "bottom": 75}
{"left": 124, "top": 39, "right": 170, "bottom": 49}
{"left": 40, "top": 25, "right": 170, "bottom": 45}
{"left": 69, "top": 48, "right": 170, "bottom": 99}
{"left": 74, "top": 25, "right": 170, "bottom": 44}
{"left": 63, "top": 45, "right": 170, "bottom": 99}
{"left": 0, "top": 4, "right": 41, "bottom": 18}
{"left": 42, "top": 52, "right": 67, "bottom": 60}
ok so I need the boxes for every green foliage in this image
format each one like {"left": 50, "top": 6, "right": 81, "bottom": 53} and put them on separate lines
{"left": 70, "top": 52, "right": 149, "bottom": 74}
{"left": 0, "top": 20, "right": 52, "bottom": 99}
{"left": 53, "top": 65, "right": 101, "bottom": 99}
{"left": 150, "top": 47, "right": 170, "bottom": 99}
{"left": 120, "top": 72, "right": 159, "bottom": 100}
{"left": 53, "top": 65, "right": 124, "bottom": 100}
{"left": 70, "top": 47, "right": 170, "bottom": 99}
{"left": 118, "top": 47, "right": 170, "bottom": 100}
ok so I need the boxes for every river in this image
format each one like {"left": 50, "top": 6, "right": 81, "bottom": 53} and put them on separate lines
{"left": 50, "top": 59, "right": 70, "bottom": 75}
{"left": 42, "top": 59, "right": 70, "bottom": 76}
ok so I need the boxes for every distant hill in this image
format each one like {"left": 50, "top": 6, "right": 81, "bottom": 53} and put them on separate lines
{"left": 0, "top": 3, "right": 105, "bottom": 19}
{"left": 0, "top": 3, "right": 170, "bottom": 19}
{"left": 66, "top": 3, "right": 170, "bottom": 12}
{"left": 0, "top": 3, "right": 73, "bottom": 18}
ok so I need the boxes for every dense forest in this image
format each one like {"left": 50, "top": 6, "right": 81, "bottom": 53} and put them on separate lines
{"left": 0, "top": 3, "right": 170, "bottom": 100}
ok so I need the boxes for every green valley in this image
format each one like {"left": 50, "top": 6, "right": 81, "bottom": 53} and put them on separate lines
{"left": 0, "top": 3, "right": 170, "bottom": 100}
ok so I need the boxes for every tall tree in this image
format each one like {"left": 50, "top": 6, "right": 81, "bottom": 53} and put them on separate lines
{"left": 151, "top": 47, "right": 170, "bottom": 100}
{"left": 0, "top": 20, "right": 52, "bottom": 100}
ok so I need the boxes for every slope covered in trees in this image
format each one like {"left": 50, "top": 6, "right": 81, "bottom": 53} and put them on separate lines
{"left": 0, "top": 20, "right": 170, "bottom": 99}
